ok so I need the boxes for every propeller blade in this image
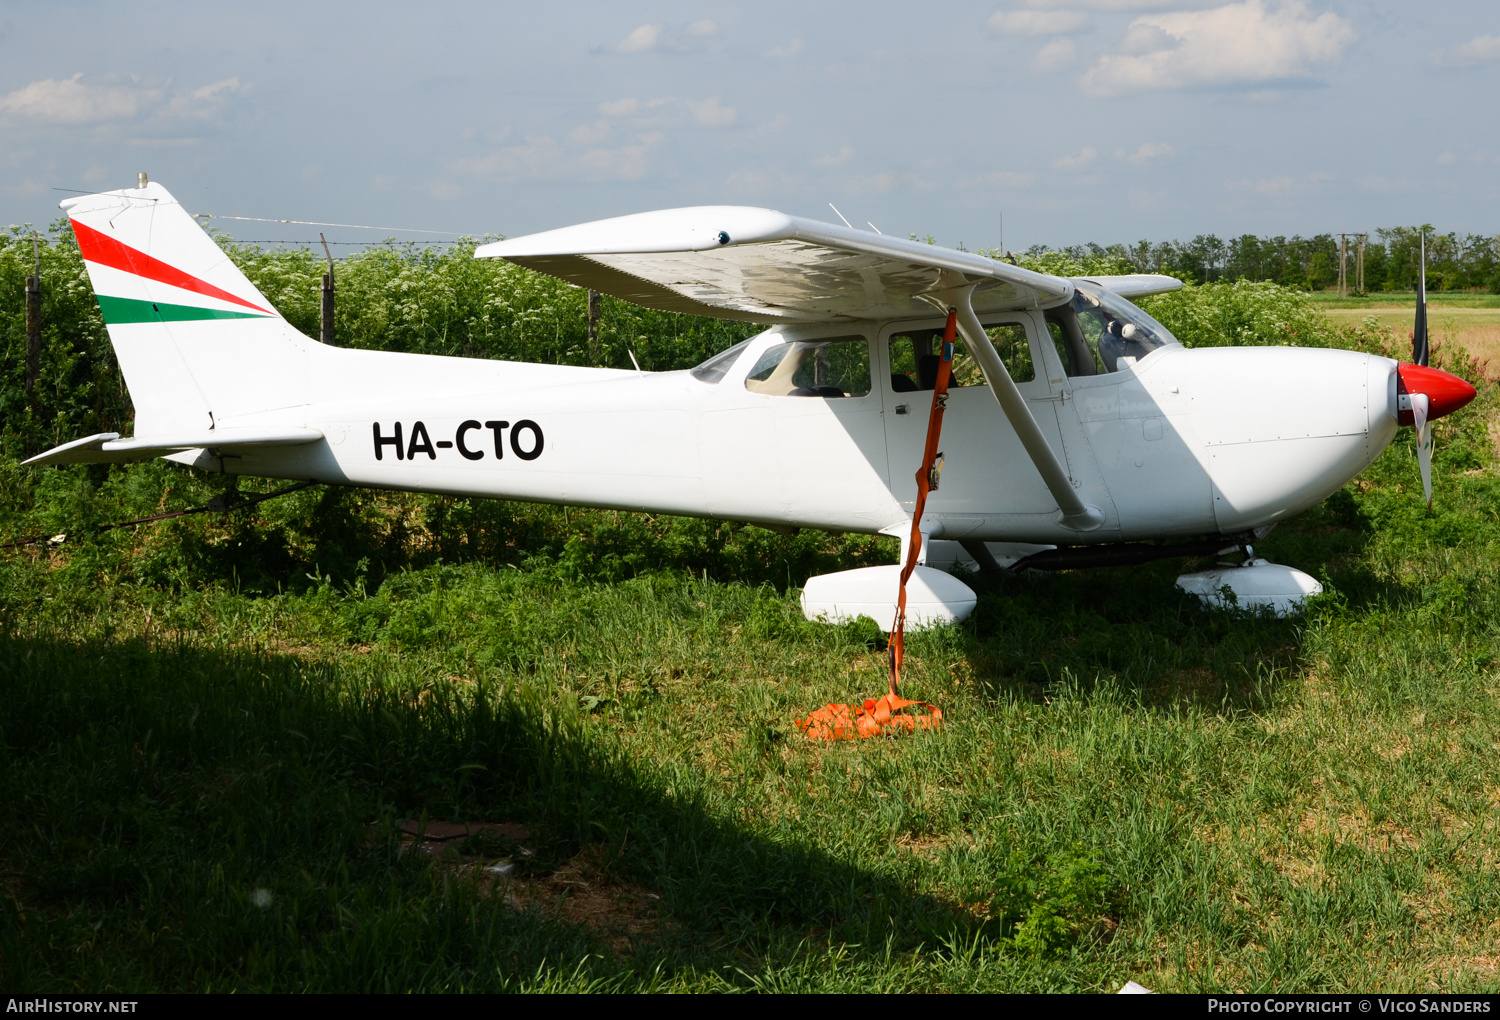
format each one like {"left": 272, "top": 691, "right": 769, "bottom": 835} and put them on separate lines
{"left": 1413, "top": 231, "right": 1429, "bottom": 366}
{"left": 1412, "top": 391, "right": 1433, "bottom": 509}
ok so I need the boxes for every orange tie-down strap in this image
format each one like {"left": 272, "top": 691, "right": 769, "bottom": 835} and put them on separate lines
{"left": 795, "top": 693, "right": 943, "bottom": 741}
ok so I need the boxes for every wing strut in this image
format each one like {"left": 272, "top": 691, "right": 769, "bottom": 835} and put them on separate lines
{"left": 918, "top": 275, "right": 1104, "bottom": 532}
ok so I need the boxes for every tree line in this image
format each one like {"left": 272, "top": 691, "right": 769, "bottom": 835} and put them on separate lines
{"left": 1024, "top": 226, "right": 1500, "bottom": 293}
{"left": 0, "top": 216, "right": 1458, "bottom": 459}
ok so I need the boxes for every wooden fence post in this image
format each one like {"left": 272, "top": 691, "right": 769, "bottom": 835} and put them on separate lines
{"left": 587, "top": 289, "right": 602, "bottom": 365}
{"left": 1338, "top": 233, "right": 1347, "bottom": 298}
{"left": 319, "top": 233, "right": 336, "bottom": 346}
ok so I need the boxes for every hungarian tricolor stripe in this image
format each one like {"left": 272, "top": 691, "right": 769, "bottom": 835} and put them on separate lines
{"left": 93, "top": 295, "right": 271, "bottom": 323}
{"left": 72, "top": 219, "right": 275, "bottom": 322}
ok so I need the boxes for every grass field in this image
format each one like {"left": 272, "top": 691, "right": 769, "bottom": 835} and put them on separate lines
{"left": 1308, "top": 293, "right": 1500, "bottom": 375}
{"left": 5, "top": 341, "right": 1500, "bottom": 992}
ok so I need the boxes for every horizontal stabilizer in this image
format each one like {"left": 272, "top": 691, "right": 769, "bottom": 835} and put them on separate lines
{"left": 24, "top": 427, "right": 324, "bottom": 467}
{"left": 478, "top": 207, "right": 1074, "bottom": 323}
{"left": 1074, "top": 274, "right": 1182, "bottom": 298}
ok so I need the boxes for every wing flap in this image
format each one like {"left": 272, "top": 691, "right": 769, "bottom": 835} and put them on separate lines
{"left": 479, "top": 207, "right": 1072, "bottom": 322}
{"left": 24, "top": 427, "right": 324, "bottom": 466}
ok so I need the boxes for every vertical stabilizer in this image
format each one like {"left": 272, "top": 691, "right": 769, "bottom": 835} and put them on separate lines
{"left": 61, "top": 181, "right": 311, "bottom": 436}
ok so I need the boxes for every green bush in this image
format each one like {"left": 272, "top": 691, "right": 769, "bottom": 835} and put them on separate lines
{"left": 1140, "top": 280, "right": 1338, "bottom": 349}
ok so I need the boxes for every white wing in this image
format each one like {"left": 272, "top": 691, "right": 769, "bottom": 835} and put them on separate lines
{"left": 476, "top": 207, "right": 1073, "bottom": 323}
{"left": 1075, "top": 274, "right": 1183, "bottom": 299}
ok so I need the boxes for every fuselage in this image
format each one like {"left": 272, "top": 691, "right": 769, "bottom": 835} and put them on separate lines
{"left": 199, "top": 308, "right": 1400, "bottom": 546}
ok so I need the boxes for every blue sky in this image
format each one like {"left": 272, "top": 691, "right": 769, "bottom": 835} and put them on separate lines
{"left": 2, "top": 1, "right": 1496, "bottom": 251}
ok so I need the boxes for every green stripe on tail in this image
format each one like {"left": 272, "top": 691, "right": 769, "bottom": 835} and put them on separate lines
{"left": 95, "top": 295, "right": 272, "bottom": 325}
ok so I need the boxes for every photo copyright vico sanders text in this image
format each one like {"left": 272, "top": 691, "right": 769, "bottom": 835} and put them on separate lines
{"left": 1210, "top": 1003, "right": 1491, "bottom": 1014}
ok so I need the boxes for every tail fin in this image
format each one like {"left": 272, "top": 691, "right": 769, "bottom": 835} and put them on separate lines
{"left": 62, "top": 180, "right": 311, "bottom": 436}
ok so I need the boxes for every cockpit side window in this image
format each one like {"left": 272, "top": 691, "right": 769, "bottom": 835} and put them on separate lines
{"left": 1045, "top": 309, "right": 1101, "bottom": 377}
{"left": 888, "top": 321, "right": 1033, "bottom": 391}
{"left": 744, "top": 335, "right": 871, "bottom": 397}
{"left": 1045, "top": 284, "right": 1180, "bottom": 375}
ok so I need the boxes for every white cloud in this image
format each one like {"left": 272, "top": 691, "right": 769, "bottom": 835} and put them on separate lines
{"left": 1025, "top": 0, "right": 1223, "bottom": 9}
{"left": 455, "top": 129, "right": 663, "bottom": 182}
{"left": 1431, "top": 34, "right": 1500, "bottom": 68}
{"left": 1124, "top": 141, "right": 1174, "bottom": 163}
{"left": 844, "top": 171, "right": 935, "bottom": 195}
{"left": 1225, "top": 171, "right": 1332, "bottom": 197}
{"left": 0, "top": 74, "right": 157, "bottom": 124}
{"left": 1051, "top": 146, "right": 1097, "bottom": 169}
{"left": 1032, "top": 38, "right": 1077, "bottom": 71}
{"left": 570, "top": 120, "right": 613, "bottom": 145}
{"left": 969, "top": 170, "right": 1036, "bottom": 188}
{"left": 167, "top": 77, "right": 248, "bottom": 119}
{"left": 1081, "top": 1, "right": 1354, "bottom": 98}
{"left": 454, "top": 136, "right": 563, "bottom": 179}
{"left": 755, "top": 113, "right": 791, "bottom": 135}
{"left": 579, "top": 145, "right": 650, "bottom": 179}
{"left": 1354, "top": 176, "right": 1414, "bottom": 194}
{"left": 0, "top": 73, "right": 250, "bottom": 133}
{"left": 814, "top": 145, "right": 855, "bottom": 168}
{"left": 611, "top": 24, "right": 662, "bottom": 54}
{"left": 599, "top": 97, "right": 639, "bottom": 117}
{"left": 1436, "top": 151, "right": 1457, "bottom": 166}
{"left": 727, "top": 167, "right": 801, "bottom": 192}
{"left": 686, "top": 96, "right": 737, "bottom": 127}
{"left": 687, "top": 19, "right": 719, "bottom": 38}
{"left": 765, "top": 38, "right": 805, "bottom": 60}
{"left": 989, "top": 9, "right": 1092, "bottom": 36}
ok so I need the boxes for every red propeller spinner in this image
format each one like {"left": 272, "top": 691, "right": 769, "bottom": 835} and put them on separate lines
{"left": 1395, "top": 363, "right": 1475, "bottom": 426}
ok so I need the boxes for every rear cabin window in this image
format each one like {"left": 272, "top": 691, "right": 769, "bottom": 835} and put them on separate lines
{"left": 744, "top": 335, "right": 871, "bottom": 397}
{"left": 888, "top": 321, "right": 1033, "bottom": 392}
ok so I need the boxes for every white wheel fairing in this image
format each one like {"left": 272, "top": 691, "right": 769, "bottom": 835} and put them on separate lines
{"left": 800, "top": 565, "right": 978, "bottom": 630}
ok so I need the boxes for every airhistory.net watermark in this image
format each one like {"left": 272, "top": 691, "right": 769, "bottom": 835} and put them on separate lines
{"left": 5, "top": 1002, "right": 138, "bottom": 1013}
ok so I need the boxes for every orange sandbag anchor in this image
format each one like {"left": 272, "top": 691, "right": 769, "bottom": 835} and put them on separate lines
{"left": 795, "top": 693, "right": 943, "bottom": 741}
{"left": 796, "top": 308, "right": 957, "bottom": 741}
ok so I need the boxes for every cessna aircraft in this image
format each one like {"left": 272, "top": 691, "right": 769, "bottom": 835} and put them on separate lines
{"left": 28, "top": 178, "right": 1477, "bottom": 628}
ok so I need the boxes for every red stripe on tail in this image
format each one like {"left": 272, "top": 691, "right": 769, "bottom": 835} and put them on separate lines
{"left": 71, "top": 219, "right": 274, "bottom": 316}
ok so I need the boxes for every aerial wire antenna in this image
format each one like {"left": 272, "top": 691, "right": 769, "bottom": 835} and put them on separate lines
{"left": 204, "top": 214, "right": 465, "bottom": 236}
{"left": 827, "top": 203, "right": 854, "bottom": 229}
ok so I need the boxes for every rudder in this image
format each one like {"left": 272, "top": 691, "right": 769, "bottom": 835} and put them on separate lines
{"left": 62, "top": 180, "right": 312, "bottom": 436}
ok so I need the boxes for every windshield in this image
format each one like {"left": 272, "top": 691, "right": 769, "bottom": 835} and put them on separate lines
{"left": 1047, "top": 283, "right": 1180, "bottom": 375}
{"left": 689, "top": 340, "right": 752, "bottom": 383}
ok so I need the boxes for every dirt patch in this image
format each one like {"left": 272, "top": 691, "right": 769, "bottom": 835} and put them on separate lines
{"left": 397, "top": 819, "right": 532, "bottom": 847}
{"left": 380, "top": 821, "right": 664, "bottom": 952}
{"left": 483, "top": 845, "right": 664, "bottom": 953}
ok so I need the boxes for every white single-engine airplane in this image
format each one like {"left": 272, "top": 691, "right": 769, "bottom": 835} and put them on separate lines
{"left": 29, "top": 178, "right": 1477, "bottom": 626}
